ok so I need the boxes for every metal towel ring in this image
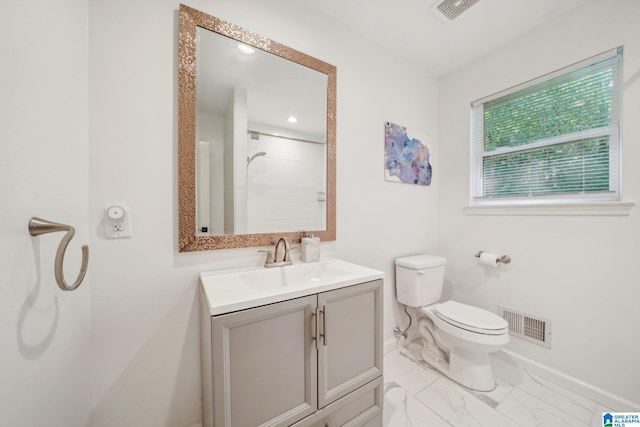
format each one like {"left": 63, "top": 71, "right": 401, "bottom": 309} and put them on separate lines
{"left": 28, "top": 217, "right": 89, "bottom": 291}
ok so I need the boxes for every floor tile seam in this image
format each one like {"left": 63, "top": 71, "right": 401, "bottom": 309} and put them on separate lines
{"left": 410, "top": 381, "right": 434, "bottom": 397}
{"left": 431, "top": 403, "right": 455, "bottom": 427}
{"left": 587, "top": 405, "right": 608, "bottom": 427}
{"left": 413, "top": 380, "right": 446, "bottom": 420}
{"left": 416, "top": 379, "right": 526, "bottom": 427}
{"left": 518, "top": 371, "right": 600, "bottom": 424}
{"left": 493, "top": 388, "right": 538, "bottom": 426}
{"left": 469, "top": 380, "right": 518, "bottom": 408}
{"left": 386, "top": 380, "right": 454, "bottom": 427}
{"left": 391, "top": 349, "right": 447, "bottom": 393}
{"left": 411, "top": 387, "right": 455, "bottom": 427}
{"left": 453, "top": 381, "right": 528, "bottom": 427}
{"left": 408, "top": 362, "right": 445, "bottom": 397}
{"left": 496, "top": 386, "right": 593, "bottom": 427}
{"left": 491, "top": 392, "right": 529, "bottom": 427}
{"left": 492, "top": 367, "right": 598, "bottom": 424}
{"left": 522, "top": 368, "right": 600, "bottom": 413}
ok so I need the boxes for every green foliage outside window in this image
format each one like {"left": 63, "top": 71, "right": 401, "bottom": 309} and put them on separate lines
{"left": 480, "top": 66, "right": 615, "bottom": 198}
{"left": 483, "top": 138, "right": 610, "bottom": 197}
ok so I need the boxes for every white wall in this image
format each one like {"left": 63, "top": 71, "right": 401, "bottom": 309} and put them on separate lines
{"left": 88, "top": 0, "right": 438, "bottom": 426}
{"left": 0, "top": 0, "right": 93, "bottom": 425}
{"left": 438, "top": 0, "right": 640, "bottom": 405}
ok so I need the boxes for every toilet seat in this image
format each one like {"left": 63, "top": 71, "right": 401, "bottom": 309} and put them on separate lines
{"left": 434, "top": 301, "right": 508, "bottom": 335}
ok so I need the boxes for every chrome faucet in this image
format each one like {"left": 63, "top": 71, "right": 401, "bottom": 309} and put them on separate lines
{"left": 259, "top": 237, "right": 293, "bottom": 268}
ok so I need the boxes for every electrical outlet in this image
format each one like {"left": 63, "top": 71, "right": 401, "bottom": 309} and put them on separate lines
{"left": 105, "top": 205, "right": 132, "bottom": 238}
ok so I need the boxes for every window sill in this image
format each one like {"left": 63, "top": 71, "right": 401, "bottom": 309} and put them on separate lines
{"left": 463, "top": 201, "right": 635, "bottom": 216}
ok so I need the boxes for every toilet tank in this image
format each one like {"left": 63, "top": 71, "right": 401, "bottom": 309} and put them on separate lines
{"left": 395, "top": 255, "right": 447, "bottom": 307}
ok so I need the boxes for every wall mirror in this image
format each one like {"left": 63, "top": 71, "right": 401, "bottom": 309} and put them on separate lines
{"left": 178, "top": 4, "right": 336, "bottom": 251}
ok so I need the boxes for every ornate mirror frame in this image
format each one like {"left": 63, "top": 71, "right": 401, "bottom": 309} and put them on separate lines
{"left": 178, "top": 4, "right": 336, "bottom": 252}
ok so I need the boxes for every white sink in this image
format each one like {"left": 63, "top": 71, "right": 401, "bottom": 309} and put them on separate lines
{"left": 200, "top": 258, "right": 384, "bottom": 315}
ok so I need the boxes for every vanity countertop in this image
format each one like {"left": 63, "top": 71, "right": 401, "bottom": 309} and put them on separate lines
{"left": 200, "top": 258, "right": 384, "bottom": 316}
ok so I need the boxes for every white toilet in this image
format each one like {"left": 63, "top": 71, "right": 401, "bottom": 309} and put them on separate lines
{"left": 395, "top": 254, "right": 509, "bottom": 391}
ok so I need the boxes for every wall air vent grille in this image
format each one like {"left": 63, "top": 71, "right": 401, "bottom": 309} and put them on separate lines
{"left": 432, "top": 0, "right": 480, "bottom": 21}
{"left": 501, "top": 309, "right": 523, "bottom": 335}
{"left": 499, "top": 306, "right": 552, "bottom": 348}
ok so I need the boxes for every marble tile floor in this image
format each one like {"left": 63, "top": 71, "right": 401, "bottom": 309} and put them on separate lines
{"left": 383, "top": 343, "right": 613, "bottom": 427}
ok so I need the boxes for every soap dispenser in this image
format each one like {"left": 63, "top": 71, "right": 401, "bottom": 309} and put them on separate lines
{"left": 300, "top": 231, "right": 320, "bottom": 263}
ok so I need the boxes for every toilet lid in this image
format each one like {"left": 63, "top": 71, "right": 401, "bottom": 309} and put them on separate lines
{"left": 395, "top": 254, "right": 447, "bottom": 269}
{"left": 435, "top": 301, "right": 508, "bottom": 334}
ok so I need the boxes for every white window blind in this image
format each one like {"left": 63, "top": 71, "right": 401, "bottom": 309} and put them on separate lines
{"left": 471, "top": 47, "right": 622, "bottom": 204}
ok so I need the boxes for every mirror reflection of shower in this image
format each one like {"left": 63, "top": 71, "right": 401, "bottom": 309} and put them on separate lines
{"left": 247, "top": 151, "right": 266, "bottom": 166}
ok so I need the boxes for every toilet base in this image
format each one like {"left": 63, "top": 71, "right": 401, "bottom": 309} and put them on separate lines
{"left": 448, "top": 350, "right": 496, "bottom": 392}
{"left": 420, "top": 343, "right": 496, "bottom": 392}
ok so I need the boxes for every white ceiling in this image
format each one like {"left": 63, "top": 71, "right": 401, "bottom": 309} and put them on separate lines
{"left": 195, "top": 0, "right": 593, "bottom": 138}
{"left": 294, "top": 0, "right": 592, "bottom": 76}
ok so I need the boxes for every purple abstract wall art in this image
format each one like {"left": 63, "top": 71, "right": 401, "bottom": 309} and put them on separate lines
{"left": 384, "top": 121, "right": 432, "bottom": 185}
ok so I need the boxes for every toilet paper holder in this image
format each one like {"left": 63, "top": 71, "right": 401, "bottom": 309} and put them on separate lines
{"left": 475, "top": 251, "right": 511, "bottom": 264}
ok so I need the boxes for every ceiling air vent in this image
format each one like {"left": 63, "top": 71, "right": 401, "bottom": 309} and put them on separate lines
{"left": 431, "top": 0, "right": 480, "bottom": 21}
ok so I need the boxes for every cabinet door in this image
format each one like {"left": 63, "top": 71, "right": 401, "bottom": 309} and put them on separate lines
{"left": 212, "top": 295, "right": 318, "bottom": 427}
{"left": 317, "top": 280, "right": 383, "bottom": 408}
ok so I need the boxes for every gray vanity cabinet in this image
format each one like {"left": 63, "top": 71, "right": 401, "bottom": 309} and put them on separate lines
{"left": 317, "top": 281, "right": 383, "bottom": 409}
{"left": 200, "top": 279, "right": 383, "bottom": 427}
{"left": 210, "top": 295, "right": 318, "bottom": 427}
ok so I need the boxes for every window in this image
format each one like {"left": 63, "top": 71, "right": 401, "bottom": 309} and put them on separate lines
{"left": 471, "top": 47, "right": 622, "bottom": 205}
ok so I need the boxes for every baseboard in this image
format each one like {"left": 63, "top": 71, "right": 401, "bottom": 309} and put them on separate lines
{"left": 384, "top": 330, "right": 421, "bottom": 354}
{"left": 494, "top": 349, "right": 640, "bottom": 412}
{"left": 384, "top": 337, "right": 398, "bottom": 354}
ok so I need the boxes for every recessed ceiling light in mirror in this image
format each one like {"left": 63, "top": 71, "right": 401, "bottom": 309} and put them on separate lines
{"left": 238, "top": 44, "right": 255, "bottom": 54}
{"left": 288, "top": 116, "right": 298, "bottom": 123}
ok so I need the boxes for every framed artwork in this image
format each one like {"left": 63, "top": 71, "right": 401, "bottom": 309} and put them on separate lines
{"left": 384, "top": 121, "right": 432, "bottom": 185}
